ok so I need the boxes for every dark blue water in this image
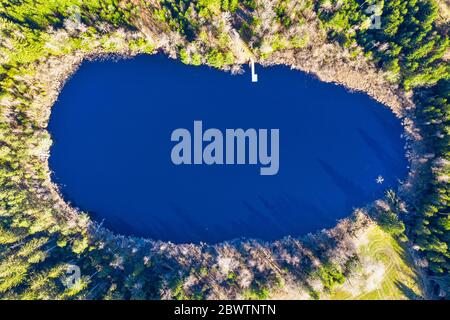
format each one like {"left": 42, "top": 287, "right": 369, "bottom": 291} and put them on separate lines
{"left": 48, "top": 54, "right": 408, "bottom": 243}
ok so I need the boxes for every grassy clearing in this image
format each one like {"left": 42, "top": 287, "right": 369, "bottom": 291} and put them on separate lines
{"left": 331, "top": 226, "right": 424, "bottom": 300}
{"left": 436, "top": 0, "right": 450, "bottom": 23}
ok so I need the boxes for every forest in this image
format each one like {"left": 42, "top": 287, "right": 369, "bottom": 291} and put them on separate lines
{"left": 0, "top": 0, "right": 448, "bottom": 299}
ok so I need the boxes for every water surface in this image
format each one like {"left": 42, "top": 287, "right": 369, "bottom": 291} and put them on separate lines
{"left": 49, "top": 55, "right": 408, "bottom": 243}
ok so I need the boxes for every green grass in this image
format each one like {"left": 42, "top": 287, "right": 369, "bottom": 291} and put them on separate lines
{"left": 331, "top": 226, "right": 424, "bottom": 300}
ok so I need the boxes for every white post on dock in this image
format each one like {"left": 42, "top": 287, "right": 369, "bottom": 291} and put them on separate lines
{"left": 250, "top": 58, "right": 258, "bottom": 83}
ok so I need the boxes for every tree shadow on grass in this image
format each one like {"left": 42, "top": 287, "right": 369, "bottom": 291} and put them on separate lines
{"left": 395, "top": 280, "right": 423, "bottom": 300}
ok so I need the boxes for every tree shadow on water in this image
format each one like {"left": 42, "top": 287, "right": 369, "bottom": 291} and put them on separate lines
{"left": 317, "top": 159, "right": 370, "bottom": 205}
{"left": 357, "top": 128, "right": 405, "bottom": 178}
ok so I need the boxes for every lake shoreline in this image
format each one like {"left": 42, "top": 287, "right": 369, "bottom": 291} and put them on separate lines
{"left": 38, "top": 48, "right": 413, "bottom": 237}
{"left": 27, "top": 42, "right": 428, "bottom": 298}
{"left": 48, "top": 56, "right": 408, "bottom": 243}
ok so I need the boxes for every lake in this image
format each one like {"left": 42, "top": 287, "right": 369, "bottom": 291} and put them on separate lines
{"left": 48, "top": 54, "right": 408, "bottom": 243}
